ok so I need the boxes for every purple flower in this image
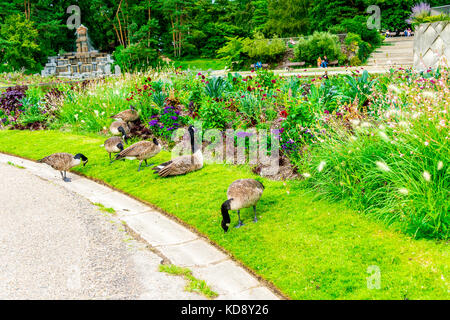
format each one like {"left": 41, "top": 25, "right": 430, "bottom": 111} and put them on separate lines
{"left": 149, "top": 120, "right": 159, "bottom": 126}
{"left": 171, "top": 115, "right": 178, "bottom": 120}
{"left": 236, "top": 131, "right": 254, "bottom": 138}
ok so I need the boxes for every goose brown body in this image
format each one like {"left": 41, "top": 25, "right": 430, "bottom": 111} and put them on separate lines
{"left": 153, "top": 151, "right": 203, "bottom": 177}
{"left": 104, "top": 136, "right": 124, "bottom": 154}
{"left": 111, "top": 108, "right": 139, "bottom": 122}
{"left": 38, "top": 153, "right": 82, "bottom": 171}
{"left": 109, "top": 120, "right": 130, "bottom": 136}
{"left": 153, "top": 125, "right": 203, "bottom": 177}
{"left": 227, "top": 179, "right": 265, "bottom": 210}
{"left": 116, "top": 140, "right": 161, "bottom": 161}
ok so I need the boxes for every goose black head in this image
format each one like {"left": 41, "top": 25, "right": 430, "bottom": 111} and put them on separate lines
{"left": 153, "top": 138, "right": 159, "bottom": 145}
{"left": 117, "top": 143, "right": 124, "bottom": 152}
{"left": 118, "top": 126, "right": 128, "bottom": 143}
{"left": 74, "top": 153, "right": 89, "bottom": 166}
{"left": 221, "top": 199, "right": 232, "bottom": 233}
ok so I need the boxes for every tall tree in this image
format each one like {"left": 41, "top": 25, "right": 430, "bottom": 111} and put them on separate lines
{"left": 265, "top": 0, "right": 311, "bottom": 37}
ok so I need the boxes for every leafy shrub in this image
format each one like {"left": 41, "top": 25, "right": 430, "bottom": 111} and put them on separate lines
{"left": 0, "top": 85, "right": 28, "bottom": 124}
{"left": 148, "top": 105, "right": 187, "bottom": 139}
{"left": 338, "top": 16, "right": 382, "bottom": 48}
{"left": 113, "top": 44, "right": 159, "bottom": 73}
{"left": 0, "top": 14, "right": 41, "bottom": 72}
{"left": 350, "top": 56, "right": 362, "bottom": 66}
{"left": 199, "top": 99, "right": 234, "bottom": 130}
{"left": 242, "top": 32, "right": 286, "bottom": 63}
{"left": 216, "top": 36, "right": 245, "bottom": 71}
{"left": 204, "top": 76, "right": 229, "bottom": 99}
{"left": 294, "top": 32, "right": 343, "bottom": 65}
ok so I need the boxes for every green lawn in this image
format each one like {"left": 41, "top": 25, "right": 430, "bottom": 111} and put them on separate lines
{"left": 0, "top": 130, "right": 448, "bottom": 299}
{"left": 174, "top": 58, "right": 227, "bottom": 71}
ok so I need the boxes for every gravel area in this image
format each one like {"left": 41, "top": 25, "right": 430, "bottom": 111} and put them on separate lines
{"left": 0, "top": 163, "right": 203, "bottom": 300}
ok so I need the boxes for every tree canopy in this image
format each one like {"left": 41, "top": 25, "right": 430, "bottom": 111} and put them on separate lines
{"left": 0, "top": 0, "right": 448, "bottom": 72}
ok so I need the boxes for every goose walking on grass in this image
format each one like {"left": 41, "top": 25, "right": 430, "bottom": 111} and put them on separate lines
{"left": 38, "top": 153, "right": 88, "bottom": 182}
{"left": 152, "top": 126, "right": 203, "bottom": 177}
{"left": 109, "top": 120, "right": 130, "bottom": 137}
{"left": 103, "top": 136, "right": 126, "bottom": 161}
{"left": 221, "top": 179, "right": 264, "bottom": 232}
{"left": 113, "top": 138, "right": 161, "bottom": 171}
{"left": 110, "top": 105, "right": 140, "bottom": 123}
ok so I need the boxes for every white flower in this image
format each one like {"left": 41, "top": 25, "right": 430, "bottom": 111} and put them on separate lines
{"left": 74, "top": 114, "right": 79, "bottom": 120}
{"left": 376, "top": 161, "right": 390, "bottom": 172}
{"left": 398, "top": 188, "right": 409, "bottom": 195}
{"left": 437, "top": 161, "right": 444, "bottom": 171}
{"left": 302, "top": 173, "right": 311, "bottom": 179}
{"left": 94, "top": 110, "right": 99, "bottom": 117}
{"left": 424, "top": 141, "right": 429, "bottom": 146}
{"left": 317, "top": 161, "right": 326, "bottom": 172}
{"left": 422, "top": 171, "right": 431, "bottom": 182}
{"left": 349, "top": 119, "right": 360, "bottom": 127}
{"left": 379, "top": 131, "right": 389, "bottom": 142}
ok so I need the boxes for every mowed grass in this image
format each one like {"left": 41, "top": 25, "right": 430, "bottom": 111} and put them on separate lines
{"left": 0, "top": 130, "right": 448, "bottom": 299}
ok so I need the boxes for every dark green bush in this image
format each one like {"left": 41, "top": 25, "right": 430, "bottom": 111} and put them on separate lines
{"left": 294, "top": 32, "right": 343, "bottom": 65}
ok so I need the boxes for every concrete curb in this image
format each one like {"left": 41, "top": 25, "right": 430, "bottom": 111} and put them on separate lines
{"left": 0, "top": 153, "right": 280, "bottom": 300}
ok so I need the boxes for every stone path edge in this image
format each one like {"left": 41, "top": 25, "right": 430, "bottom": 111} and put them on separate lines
{"left": 0, "top": 151, "right": 287, "bottom": 300}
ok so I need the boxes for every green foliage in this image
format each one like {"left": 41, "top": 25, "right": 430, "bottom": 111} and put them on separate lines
{"left": 0, "top": 14, "right": 41, "bottom": 72}
{"left": 265, "top": 0, "right": 311, "bottom": 36}
{"left": 204, "top": 76, "right": 229, "bottom": 99}
{"left": 216, "top": 36, "right": 245, "bottom": 70}
{"left": 242, "top": 32, "right": 286, "bottom": 63}
{"left": 198, "top": 99, "right": 234, "bottom": 130}
{"left": 294, "top": 32, "right": 343, "bottom": 65}
{"left": 112, "top": 43, "right": 159, "bottom": 73}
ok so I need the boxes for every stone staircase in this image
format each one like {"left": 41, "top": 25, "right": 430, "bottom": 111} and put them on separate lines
{"left": 367, "top": 37, "right": 414, "bottom": 67}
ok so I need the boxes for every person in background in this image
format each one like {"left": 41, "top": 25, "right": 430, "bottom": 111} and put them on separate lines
{"left": 321, "top": 55, "right": 329, "bottom": 68}
{"left": 385, "top": 30, "right": 390, "bottom": 38}
{"left": 255, "top": 61, "right": 262, "bottom": 70}
{"left": 317, "top": 56, "right": 322, "bottom": 68}
{"left": 404, "top": 29, "right": 408, "bottom": 37}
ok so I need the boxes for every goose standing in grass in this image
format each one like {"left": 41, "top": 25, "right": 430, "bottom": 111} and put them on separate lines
{"left": 113, "top": 138, "right": 161, "bottom": 171}
{"left": 38, "top": 153, "right": 88, "bottom": 182}
{"left": 109, "top": 120, "right": 130, "bottom": 137}
{"left": 110, "top": 105, "right": 140, "bottom": 123}
{"left": 221, "top": 179, "right": 264, "bottom": 232}
{"left": 103, "top": 136, "right": 126, "bottom": 161}
{"left": 152, "top": 126, "right": 203, "bottom": 177}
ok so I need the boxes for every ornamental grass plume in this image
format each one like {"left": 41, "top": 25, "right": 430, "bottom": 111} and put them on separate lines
{"left": 406, "top": 2, "right": 431, "bottom": 25}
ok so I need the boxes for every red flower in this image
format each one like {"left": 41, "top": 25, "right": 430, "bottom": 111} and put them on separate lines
{"left": 280, "top": 110, "right": 288, "bottom": 118}
{"left": 271, "top": 79, "right": 276, "bottom": 84}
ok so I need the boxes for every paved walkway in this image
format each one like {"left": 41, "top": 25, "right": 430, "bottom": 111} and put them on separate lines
{"left": 0, "top": 154, "right": 279, "bottom": 300}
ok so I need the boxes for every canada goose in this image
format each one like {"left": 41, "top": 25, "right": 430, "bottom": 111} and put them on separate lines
{"left": 152, "top": 126, "right": 203, "bottom": 177}
{"left": 221, "top": 179, "right": 264, "bottom": 232}
{"left": 38, "top": 153, "right": 88, "bottom": 182}
{"left": 113, "top": 138, "right": 161, "bottom": 171}
{"left": 110, "top": 105, "right": 139, "bottom": 122}
{"left": 103, "top": 136, "right": 126, "bottom": 161}
{"left": 109, "top": 120, "right": 130, "bottom": 136}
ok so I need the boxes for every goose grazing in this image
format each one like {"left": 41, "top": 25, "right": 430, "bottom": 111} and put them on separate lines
{"left": 109, "top": 120, "right": 130, "bottom": 137}
{"left": 38, "top": 153, "right": 88, "bottom": 182}
{"left": 113, "top": 138, "right": 161, "bottom": 171}
{"left": 221, "top": 179, "right": 264, "bottom": 232}
{"left": 152, "top": 126, "right": 203, "bottom": 177}
{"left": 104, "top": 136, "right": 126, "bottom": 161}
{"left": 110, "top": 105, "right": 139, "bottom": 123}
